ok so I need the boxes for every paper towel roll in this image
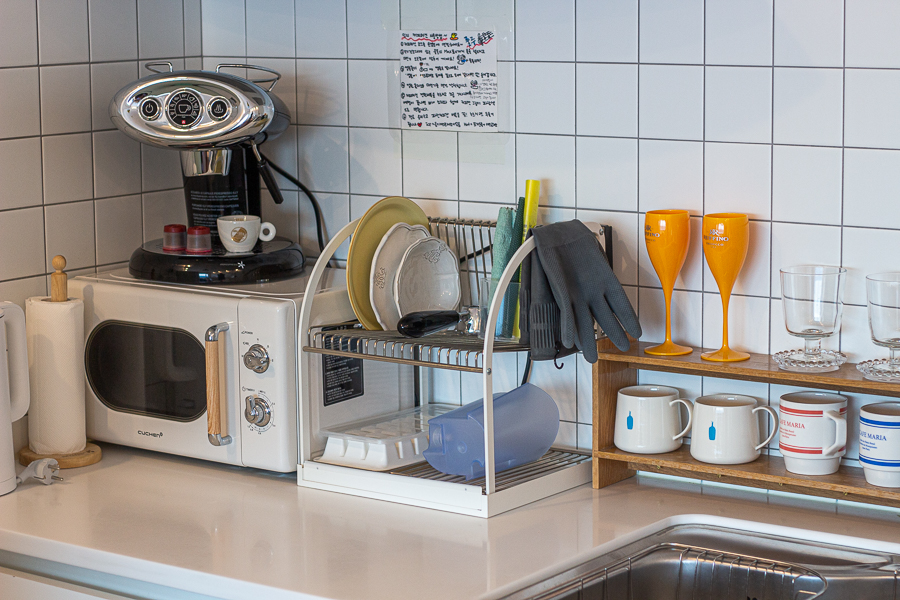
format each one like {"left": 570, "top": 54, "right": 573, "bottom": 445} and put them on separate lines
{"left": 25, "top": 296, "right": 86, "bottom": 455}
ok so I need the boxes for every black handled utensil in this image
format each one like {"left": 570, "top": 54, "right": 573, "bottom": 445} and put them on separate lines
{"left": 398, "top": 311, "right": 462, "bottom": 338}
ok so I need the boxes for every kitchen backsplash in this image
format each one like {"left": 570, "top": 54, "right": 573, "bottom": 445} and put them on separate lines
{"left": 0, "top": 0, "right": 201, "bottom": 300}
{"left": 2, "top": 0, "right": 899, "bottom": 461}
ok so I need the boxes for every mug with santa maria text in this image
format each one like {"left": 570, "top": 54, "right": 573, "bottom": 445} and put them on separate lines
{"left": 859, "top": 402, "right": 900, "bottom": 488}
{"left": 778, "top": 391, "right": 847, "bottom": 476}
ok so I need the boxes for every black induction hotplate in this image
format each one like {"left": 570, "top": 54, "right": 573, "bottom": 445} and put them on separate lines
{"left": 129, "top": 236, "right": 305, "bottom": 284}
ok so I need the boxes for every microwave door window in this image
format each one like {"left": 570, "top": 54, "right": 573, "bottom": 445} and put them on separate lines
{"left": 86, "top": 321, "right": 206, "bottom": 421}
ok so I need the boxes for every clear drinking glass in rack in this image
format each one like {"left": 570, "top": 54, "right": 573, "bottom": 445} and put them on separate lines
{"left": 858, "top": 273, "right": 900, "bottom": 382}
{"left": 774, "top": 265, "right": 847, "bottom": 372}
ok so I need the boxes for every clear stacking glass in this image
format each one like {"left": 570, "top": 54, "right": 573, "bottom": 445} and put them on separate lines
{"left": 773, "top": 265, "right": 847, "bottom": 372}
{"left": 858, "top": 273, "right": 900, "bottom": 382}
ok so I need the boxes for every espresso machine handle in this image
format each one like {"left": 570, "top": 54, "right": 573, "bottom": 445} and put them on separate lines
{"left": 216, "top": 64, "right": 281, "bottom": 91}
{"left": 205, "top": 323, "right": 232, "bottom": 447}
{"left": 251, "top": 142, "right": 285, "bottom": 205}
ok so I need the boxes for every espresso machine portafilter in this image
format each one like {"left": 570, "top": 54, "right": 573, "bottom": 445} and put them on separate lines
{"left": 110, "top": 62, "right": 291, "bottom": 241}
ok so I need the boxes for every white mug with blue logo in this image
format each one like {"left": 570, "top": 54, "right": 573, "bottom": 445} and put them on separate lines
{"left": 859, "top": 402, "right": 900, "bottom": 488}
{"left": 690, "top": 394, "right": 778, "bottom": 465}
{"left": 614, "top": 385, "right": 692, "bottom": 454}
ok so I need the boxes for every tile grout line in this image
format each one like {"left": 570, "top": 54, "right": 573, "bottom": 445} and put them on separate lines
{"left": 86, "top": 0, "right": 97, "bottom": 265}
{"left": 768, "top": 0, "right": 776, "bottom": 366}
{"left": 839, "top": 0, "right": 847, "bottom": 357}
{"left": 397, "top": 0, "right": 404, "bottom": 200}
{"left": 344, "top": 0, "right": 351, "bottom": 208}
{"left": 8, "top": 59, "right": 900, "bottom": 69}
{"left": 636, "top": 0, "right": 641, "bottom": 368}
{"left": 763, "top": 0, "right": 776, "bottom": 436}
{"left": 700, "top": 0, "right": 706, "bottom": 366}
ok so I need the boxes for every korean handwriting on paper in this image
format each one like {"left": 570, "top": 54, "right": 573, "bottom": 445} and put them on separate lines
{"left": 399, "top": 31, "right": 498, "bottom": 131}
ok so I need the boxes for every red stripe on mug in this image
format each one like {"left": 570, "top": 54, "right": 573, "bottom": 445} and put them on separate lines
{"left": 780, "top": 407, "right": 823, "bottom": 416}
{"left": 779, "top": 443, "right": 823, "bottom": 454}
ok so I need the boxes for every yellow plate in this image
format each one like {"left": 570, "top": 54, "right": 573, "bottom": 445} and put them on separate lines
{"left": 347, "top": 197, "right": 429, "bottom": 330}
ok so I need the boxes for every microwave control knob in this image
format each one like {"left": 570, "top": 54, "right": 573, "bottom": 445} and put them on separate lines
{"left": 243, "top": 344, "right": 270, "bottom": 373}
{"left": 244, "top": 396, "right": 271, "bottom": 427}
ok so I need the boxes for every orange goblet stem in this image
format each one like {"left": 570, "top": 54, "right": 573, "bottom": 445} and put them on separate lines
{"left": 701, "top": 212, "right": 750, "bottom": 362}
{"left": 644, "top": 209, "right": 692, "bottom": 356}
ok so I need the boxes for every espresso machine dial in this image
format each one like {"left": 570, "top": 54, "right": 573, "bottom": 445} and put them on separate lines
{"left": 166, "top": 90, "right": 203, "bottom": 128}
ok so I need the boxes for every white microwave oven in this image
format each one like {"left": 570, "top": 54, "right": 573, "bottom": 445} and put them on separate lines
{"left": 70, "top": 268, "right": 409, "bottom": 472}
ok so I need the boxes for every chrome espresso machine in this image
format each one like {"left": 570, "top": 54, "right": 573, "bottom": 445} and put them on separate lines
{"left": 110, "top": 62, "right": 304, "bottom": 284}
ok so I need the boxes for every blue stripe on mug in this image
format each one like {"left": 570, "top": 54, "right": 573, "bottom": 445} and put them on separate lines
{"left": 860, "top": 416, "right": 900, "bottom": 428}
{"left": 860, "top": 455, "right": 900, "bottom": 467}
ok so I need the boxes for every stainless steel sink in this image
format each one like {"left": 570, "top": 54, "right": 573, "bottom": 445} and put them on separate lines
{"left": 503, "top": 524, "right": 900, "bottom": 600}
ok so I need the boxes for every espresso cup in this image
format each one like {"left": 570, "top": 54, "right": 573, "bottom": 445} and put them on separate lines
{"left": 216, "top": 215, "right": 276, "bottom": 253}
{"left": 690, "top": 394, "right": 778, "bottom": 465}
{"left": 614, "top": 385, "right": 692, "bottom": 454}
{"left": 859, "top": 402, "right": 900, "bottom": 488}
{"left": 778, "top": 391, "right": 847, "bottom": 476}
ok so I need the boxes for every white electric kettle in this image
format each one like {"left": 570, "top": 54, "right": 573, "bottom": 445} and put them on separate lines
{"left": 0, "top": 302, "right": 29, "bottom": 496}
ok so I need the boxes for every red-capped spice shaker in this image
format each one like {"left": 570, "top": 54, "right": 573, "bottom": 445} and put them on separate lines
{"left": 163, "top": 224, "right": 187, "bottom": 252}
{"left": 186, "top": 226, "right": 212, "bottom": 254}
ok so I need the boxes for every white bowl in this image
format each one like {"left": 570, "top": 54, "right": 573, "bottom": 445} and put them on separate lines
{"left": 393, "top": 237, "right": 461, "bottom": 318}
{"left": 369, "top": 223, "right": 430, "bottom": 330}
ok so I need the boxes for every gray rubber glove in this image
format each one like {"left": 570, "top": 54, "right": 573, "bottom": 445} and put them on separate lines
{"left": 520, "top": 230, "right": 578, "bottom": 361}
{"left": 532, "top": 220, "right": 641, "bottom": 361}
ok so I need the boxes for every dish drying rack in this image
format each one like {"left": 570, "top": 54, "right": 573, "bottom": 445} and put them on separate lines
{"left": 297, "top": 217, "right": 612, "bottom": 517}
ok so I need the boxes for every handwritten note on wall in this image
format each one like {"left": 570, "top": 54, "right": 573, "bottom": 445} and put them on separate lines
{"left": 399, "top": 31, "right": 498, "bottom": 131}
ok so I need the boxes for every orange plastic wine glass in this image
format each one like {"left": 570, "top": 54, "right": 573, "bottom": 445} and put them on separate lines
{"left": 644, "top": 210, "right": 692, "bottom": 356}
{"left": 701, "top": 213, "right": 750, "bottom": 362}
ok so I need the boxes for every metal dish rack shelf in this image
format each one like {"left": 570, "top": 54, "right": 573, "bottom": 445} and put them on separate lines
{"left": 305, "top": 328, "right": 527, "bottom": 372}
{"left": 297, "top": 216, "right": 610, "bottom": 517}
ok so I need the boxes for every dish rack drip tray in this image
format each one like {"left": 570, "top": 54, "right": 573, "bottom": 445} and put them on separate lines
{"left": 317, "top": 404, "right": 456, "bottom": 471}
{"left": 390, "top": 449, "right": 591, "bottom": 493}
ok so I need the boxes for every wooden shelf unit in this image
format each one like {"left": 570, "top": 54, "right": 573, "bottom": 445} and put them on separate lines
{"left": 592, "top": 339, "right": 900, "bottom": 508}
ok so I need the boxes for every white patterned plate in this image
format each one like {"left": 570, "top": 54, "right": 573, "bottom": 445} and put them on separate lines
{"left": 369, "top": 223, "right": 431, "bottom": 330}
{"left": 393, "top": 237, "right": 461, "bottom": 319}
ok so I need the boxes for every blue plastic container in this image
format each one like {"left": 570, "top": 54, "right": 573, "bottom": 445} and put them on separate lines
{"left": 422, "top": 383, "right": 560, "bottom": 480}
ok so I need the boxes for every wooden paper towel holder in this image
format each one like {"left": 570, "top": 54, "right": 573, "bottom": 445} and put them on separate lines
{"left": 18, "top": 256, "right": 102, "bottom": 469}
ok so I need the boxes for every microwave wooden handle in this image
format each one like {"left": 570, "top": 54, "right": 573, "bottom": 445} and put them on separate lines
{"left": 206, "top": 323, "right": 232, "bottom": 446}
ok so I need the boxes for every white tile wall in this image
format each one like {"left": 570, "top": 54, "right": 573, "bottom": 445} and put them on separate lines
{"left": 576, "top": 0, "right": 637, "bottom": 63}
{"left": 704, "top": 66, "right": 772, "bottom": 144}
{"left": 639, "top": 0, "right": 704, "bottom": 64}
{"left": 0, "top": 0, "right": 38, "bottom": 68}
{"left": 773, "top": 67, "right": 843, "bottom": 146}
{"left": 576, "top": 63, "right": 638, "bottom": 138}
{"left": 705, "top": 0, "right": 772, "bottom": 66}
{"left": 0, "top": 0, "right": 199, "bottom": 307}
{"left": 4, "top": 0, "right": 900, "bottom": 455}
{"left": 37, "top": 0, "right": 89, "bottom": 65}
{"left": 88, "top": 0, "right": 137, "bottom": 62}
{"left": 138, "top": 0, "right": 185, "bottom": 59}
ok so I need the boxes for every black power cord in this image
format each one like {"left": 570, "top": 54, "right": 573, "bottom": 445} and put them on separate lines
{"left": 521, "top": 353, "right": 532, "bottom": 385}
{"left": 258, "top": 151, "right": 326, "bottom": 253}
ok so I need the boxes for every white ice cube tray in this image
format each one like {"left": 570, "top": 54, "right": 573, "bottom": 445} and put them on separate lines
{"left": 317, "top": 404, "right": 456, "bottom": 471}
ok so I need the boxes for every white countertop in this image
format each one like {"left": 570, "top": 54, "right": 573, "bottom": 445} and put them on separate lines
{"left": 1, "top": 445, "right": 900, "bottom": 600}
